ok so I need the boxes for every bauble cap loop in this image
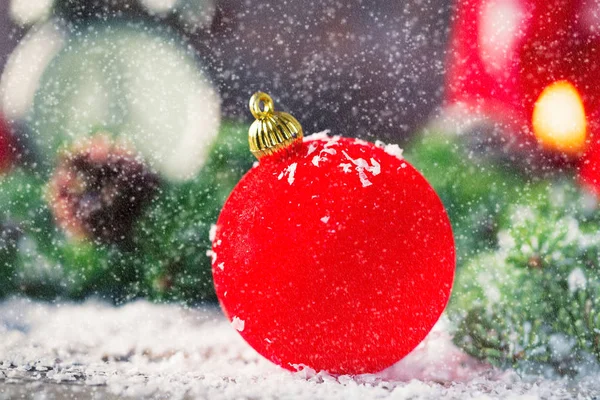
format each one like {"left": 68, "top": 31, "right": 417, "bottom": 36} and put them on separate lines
{"left": 249, "top": 92, "right": 274, "bottom": 118}
{"left": 248, "top": 92, "right": 303, "bottom": 159}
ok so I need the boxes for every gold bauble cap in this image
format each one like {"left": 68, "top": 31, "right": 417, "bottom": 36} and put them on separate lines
{"left": 248, "top": 92, "right": 303, "bottom": 159}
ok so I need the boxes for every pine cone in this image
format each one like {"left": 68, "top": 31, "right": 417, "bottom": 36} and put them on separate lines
{"left": 47, "top": 134, "right": 160, "bottom": 244}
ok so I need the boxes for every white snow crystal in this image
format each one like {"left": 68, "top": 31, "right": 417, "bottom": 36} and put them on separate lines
{"left": 369, "top": 158, "right": 381, "bottom": 175}
{"left": 287, "top": 163, "right": 297, "bottom": 184}
{"left": 217, "top": 262, "right": 225, "bottom": 271}
{"left": 209, "top": 224, "right": 217, "bottom": 242}
{"left": 339, "top": 163, "right": 352, "bottom": 173}
{"left": 321, "top": 147, "right": 337, "bottom": 156}
{"left": 0, "top": 299, "right": 599, "bottom": 398}
{"left": 310, "top": 135, "right": 340, "bottom": 167}
{"left": 206, "top": 250, "right": 217, "bottom": 264}
{"left": 306, "top": 142, "right": 319, "bottom": 156}
{"left": 358, "top": 172, "right": 372, "bottom": 187}
{"left": 568, "top": 268, "right": 587, "bottom": 293}
{"left": 375, "top": 140, "right": 404, "bottom": 160}
{"left": 342, "top": 150, "right": 381, "bottom": 187}
{"left": 304, "top": 130, "right": 331, "bottom": 140}
{"left": 320, "top": 216, "right": 330, "bottom": 223}
{"left": 231, "top": 316, "right": 245, "bottom": 332}
{"left": 278, "top": 162, "right": 298, "bottom": 185}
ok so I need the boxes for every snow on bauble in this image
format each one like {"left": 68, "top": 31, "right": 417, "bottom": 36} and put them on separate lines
{"left": 211, "top": 93, "right": 455, "bottom": 375}
{"left": 0, "top": 20, "right": 220, "bottom": 182}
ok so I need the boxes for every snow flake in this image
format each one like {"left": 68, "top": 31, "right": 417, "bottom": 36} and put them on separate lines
{"left": 304, "top": 130, "right": 331, "bottom": 140}
{"left": 278, "top": 162, "right": 298, "bottom": 185}
{"left": 375, "top": 140, "right": 404, "bottom": 160}
{"left": 309, "top": 134, "right": 340, "bottom": 167}
{"left": 1, "top": 299, "right": 597, "bottom": 397}
{"left": 209, "top": 224, "right": 217, "bottom": 242}
{"left": 368, "top": 159, "right": 381, "bottom": 175}
{"left": 568, "top": 268, "right": 586, "bottom": 292}
{"left": 358, "top": 172, "right": 372, "bottom": 187}
{"left": 206, "top": 250, "right": 217, "bottom": 264}
{"left": 231, "top": 316, "right": 245, "bottom": 332}
{"left": 339, "top": 163, "right": 352, "bottom": 173}
{"left": 320, "top": 216, "right": 330, "bottom": 223}
{"left": 342, "top": 150, "right": 381, "bottom": 187}
{"left": 217, "top": 262, "right": 225, "bottom": 271}
{"left": 306, "top": 142, "right": 319, "bottom": 156}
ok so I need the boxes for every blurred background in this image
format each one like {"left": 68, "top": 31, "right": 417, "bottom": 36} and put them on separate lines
{"left": 0, "top": 0, "right": 454, "bottom": 305}
{"left": 0, "top": 0, "right": 453, "bottom": 141}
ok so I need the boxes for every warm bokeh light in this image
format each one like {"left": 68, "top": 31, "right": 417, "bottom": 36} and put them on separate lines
{"left": 532, "top": 81, "right": 587, "bottom": 154}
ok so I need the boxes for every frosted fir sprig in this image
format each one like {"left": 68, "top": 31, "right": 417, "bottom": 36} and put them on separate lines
{"left": 449, "top": 182, "right": 600, "bottom": 377}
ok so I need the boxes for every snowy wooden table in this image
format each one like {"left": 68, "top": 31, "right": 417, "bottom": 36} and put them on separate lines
{"left": 0, "top": 299, "right": 598, "bottom": 399}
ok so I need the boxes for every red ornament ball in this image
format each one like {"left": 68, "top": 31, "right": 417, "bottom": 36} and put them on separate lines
{"left": 212, "top": 131, "right": 455, "bottom": 375}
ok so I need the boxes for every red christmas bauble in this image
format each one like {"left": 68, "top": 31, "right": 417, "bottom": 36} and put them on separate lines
{"left": 447, "top": 0, "right": 600, "bottom": 156}
{"left": 212, "top": 95, "right": 455, "bottom": 374}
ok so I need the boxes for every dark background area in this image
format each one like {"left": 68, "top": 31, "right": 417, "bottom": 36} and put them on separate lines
{"left": 209, "top": 0, "right": 453, "bottom": 140}
{"left": 0, "top": 0, "right": 453, "bottom": 141}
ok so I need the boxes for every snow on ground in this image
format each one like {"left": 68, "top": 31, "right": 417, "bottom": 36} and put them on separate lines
{"left": 0, "top": 299, "right": 598, "bottom": 399}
